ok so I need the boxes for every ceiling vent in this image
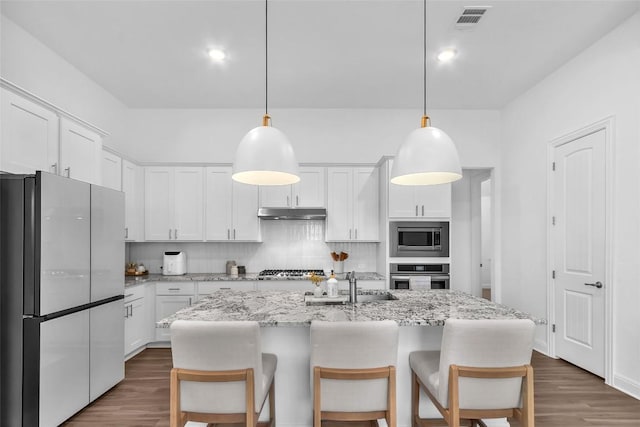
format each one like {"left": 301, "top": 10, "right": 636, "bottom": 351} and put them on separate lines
{"left": 455, "top": 6, "right": 491, "bottom": 30}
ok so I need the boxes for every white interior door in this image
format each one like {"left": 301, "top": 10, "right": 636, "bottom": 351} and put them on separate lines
{"left": 553, "top": 129, "right": 606, "bottom": 377}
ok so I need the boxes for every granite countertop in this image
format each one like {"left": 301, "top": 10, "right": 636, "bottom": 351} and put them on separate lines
{"left": 156, "top": 289, "right": 545, "bottom": 328}
{"left": 125, "top": 272, "right": 384, "bottom": 287}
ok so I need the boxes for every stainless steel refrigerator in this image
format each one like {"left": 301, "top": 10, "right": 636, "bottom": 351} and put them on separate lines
{"left": 1, "top": 171, "right": 125, "bottom": 427}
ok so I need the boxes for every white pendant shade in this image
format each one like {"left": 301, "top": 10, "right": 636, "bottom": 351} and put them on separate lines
{"left": 390, "top": 126, "right": 462, "bottom": 186}
{"left": 232, "top": 124, "right": 300, "bottom": 186}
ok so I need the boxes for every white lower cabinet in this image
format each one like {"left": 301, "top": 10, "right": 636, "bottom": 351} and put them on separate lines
{"left": 155, "top": 282, "right": 195, "bottom": 341}
{"left": 124, "top": 284, "right": 148, "bottom": 358}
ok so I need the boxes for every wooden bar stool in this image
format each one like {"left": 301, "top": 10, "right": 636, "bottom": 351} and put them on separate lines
{"left": 409, "top": 318, "right": 536, "bottom": 427}
{"left": 169, "top": 320, "right": 276, "bottom": 427}
{"left": 310, "top": 320, "right": 399, "bottom": 427}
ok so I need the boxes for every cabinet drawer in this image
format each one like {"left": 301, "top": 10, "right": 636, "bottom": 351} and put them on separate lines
{"left": 124, "top": 284, "right": 145, "bottom": 302}
{"left": 156, "top": 282, "right": 195, "bottom": 295}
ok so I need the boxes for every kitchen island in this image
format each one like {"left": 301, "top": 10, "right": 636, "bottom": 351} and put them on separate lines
{"left": 158, "top": 290, "right": 543, "bottom": 427}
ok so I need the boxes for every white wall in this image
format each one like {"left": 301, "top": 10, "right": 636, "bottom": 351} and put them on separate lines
{"left": 125, "top": 108, "right": 500, "bottom": 165}
{"left": 451, "top": 174, "right": 472, "bottom": 294}
{"left": 0, "top": 15, "right": 129, "bottom": 152}
{"left": 500, "top": 12, "right": 640, "bottom": 396}
{"left": 129, "top": 221, "right": 377, "bottom": 275}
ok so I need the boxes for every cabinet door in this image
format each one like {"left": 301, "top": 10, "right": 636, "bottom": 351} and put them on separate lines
{"left": 155, "top": 295, "right": 193, "bottom": 341}
{"left": 59, "top": 118, "right": 102, "bottom": 185}
{"left": 122, "top": 160, "right": 140, "bottom": 241}
{"left": 259, "top": 185, "right": 292, "bottom": 207}
{"left": 388, "top": 184, "right": 417, "bottom": 218}
{"left": 173, "top": 167, "right": 204, "bottom": 241}
{"left": 0, "top": 88, "right": 59, "bottom": 174}
{"left": 144, "top": 167, "right": 173, "bottom": 240}
{"left": 233, "top": 181, "right": 260, "bottom": 241}
{"left": 354, "top": 167, "right": 379, "bottom": 241}
{"left": 205, "top": 167, "right": 233, "bottom": 240}
{"left": 294, "top": 167, "right": 325, "bottom": 207}
{"left": 124, "top": 297, "right": 147, "bottom": 356}
{"left": 326, "top": 168, "right": 353, "bottom": 241}
{"left": 101, "top": 151, "right": 122, "bottom": 190}
{"left": 414, "top": 183, "right": 452, "bottom": 218}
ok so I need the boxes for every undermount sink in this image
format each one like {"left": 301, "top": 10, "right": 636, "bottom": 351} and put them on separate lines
{"left": 355, "top": 292, "right": 398, "bottom": 302}
{"left": 304, "top": 291, "right": 397, "bottom": 305}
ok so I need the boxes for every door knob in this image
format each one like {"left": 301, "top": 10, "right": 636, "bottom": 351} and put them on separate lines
{"left": 584, "top": 281, "right": 603, "bottom": 289}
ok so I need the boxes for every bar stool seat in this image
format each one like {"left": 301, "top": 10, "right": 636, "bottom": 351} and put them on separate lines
{"left": 170, "top": 320, "right": 276, "bottom": 427}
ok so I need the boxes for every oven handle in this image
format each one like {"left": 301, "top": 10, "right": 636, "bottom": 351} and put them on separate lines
{"left": 390, "top": 276, "right": 413, "bottom": 280}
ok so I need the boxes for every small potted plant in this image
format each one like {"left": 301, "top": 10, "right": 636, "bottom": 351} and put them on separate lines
{"left": 309, "top": 272, "right": 325, "bottom": 297}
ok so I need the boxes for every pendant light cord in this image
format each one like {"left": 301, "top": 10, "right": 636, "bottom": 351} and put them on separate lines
{"left": 423, "top": 0, "right": 427, "bottom": 119}
{"left": 265, "top": 0, "right": 269, "bottom": 117}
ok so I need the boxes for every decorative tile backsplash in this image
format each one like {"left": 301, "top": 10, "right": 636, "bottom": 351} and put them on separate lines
{"left": 128, "top": 221, "right": 378, "bottom": 274}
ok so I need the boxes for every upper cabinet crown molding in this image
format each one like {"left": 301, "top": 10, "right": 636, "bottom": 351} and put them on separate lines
{"left": 0, "top": 78, "right": 109, "bottom": 137}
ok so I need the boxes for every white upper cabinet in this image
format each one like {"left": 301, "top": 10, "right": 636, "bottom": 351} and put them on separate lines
{"left": 205, "top": 166, "right": 260, "bottom": 241}
{"left": 60, "top": 118, "right": 102, "bottom": 185}
{"left": 144, "top": 167, "right": 204, "bottom": 241}
{"left": 387, "top": 160, "right": 452, "bottom": 219}
{"left": 122, "top": 160, "right": 142, "bottom": 241}
{"left": 101, "top": 151, "right": 122, "bottom": 191}
{"left": 259, "top": 166, "right": 325, "bottom": 208}
{"left": 1, "top": 88, "right": 59, "bottom": 174}
{"left": 326, "top": 167, "right": 379, "bottom": 242}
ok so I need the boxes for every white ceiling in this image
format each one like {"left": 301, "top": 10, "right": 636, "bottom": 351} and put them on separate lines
{"left": 2, "top": 0, "right": 639, "bottom": 109}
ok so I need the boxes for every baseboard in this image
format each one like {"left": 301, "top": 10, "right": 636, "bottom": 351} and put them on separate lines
{"left": 533, "top": 338, "right": 549, "bottom": 356}
{"left": 124, "top": 346, "right": 146, "bottom": 361}
{"left": 612, "top": 373, "right": 640, "bottom": 400}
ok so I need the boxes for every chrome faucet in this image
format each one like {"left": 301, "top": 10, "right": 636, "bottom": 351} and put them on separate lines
{"left": 346, "top": 271, "right": 357, "bottom": 303}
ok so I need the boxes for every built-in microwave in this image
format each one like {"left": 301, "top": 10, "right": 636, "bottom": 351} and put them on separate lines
{"left": 390, "top": 221, "right": 449, "bottom": 257}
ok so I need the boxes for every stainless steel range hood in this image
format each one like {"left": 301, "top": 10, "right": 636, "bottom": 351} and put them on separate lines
{"left": 258, "top": 207, "right": 327, "bottom": 220}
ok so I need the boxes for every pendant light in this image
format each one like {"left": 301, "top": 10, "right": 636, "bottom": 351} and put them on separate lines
{"left": 232, "top": 0, "right": 300, "bottom": 186}
{"left": 390, "top": 0, "right": 462, "bottom": 186}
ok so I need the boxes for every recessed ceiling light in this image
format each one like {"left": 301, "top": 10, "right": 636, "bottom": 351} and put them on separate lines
{"left": 437, "top": 48, "right": 457, "bottom": 62}
{"left": 208, "top": 48, "right": 226, "bottom": 62}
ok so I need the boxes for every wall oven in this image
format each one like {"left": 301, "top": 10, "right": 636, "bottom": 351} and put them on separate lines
{"left": 390, "top": 221, "right": 449, "bottom": 257}
{"left": 389, "top": 263, "right": 450, "bottom": 290}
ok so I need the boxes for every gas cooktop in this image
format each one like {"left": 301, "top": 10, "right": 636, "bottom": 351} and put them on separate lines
{"left": 258, "top": 269, "right": 326, "bottom": 280}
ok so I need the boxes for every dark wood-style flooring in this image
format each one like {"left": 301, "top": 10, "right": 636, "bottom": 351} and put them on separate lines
{"left": 63, "top": 349, "right": 640, "bottom": 427}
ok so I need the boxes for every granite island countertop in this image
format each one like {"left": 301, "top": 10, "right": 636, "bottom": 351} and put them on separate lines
{"left": 156, "top": 289, "right": 545, "bottom": 328}
{"left": 125, "top": 272, "right": 384, "bottom": 287}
